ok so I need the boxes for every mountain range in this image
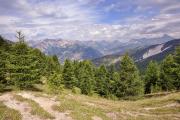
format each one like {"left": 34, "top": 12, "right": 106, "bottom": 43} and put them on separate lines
{"left": 28, "top": 39, "right": 103, "bottom": 62}
{"left": 28, "top": 34, "right": 175, "bottom": 63}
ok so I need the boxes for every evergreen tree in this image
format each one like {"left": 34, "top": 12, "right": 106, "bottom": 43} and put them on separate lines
{"left": 45, "top": 56, "right": 56, "bottom": 76}
{"left": 0, "top": 36, "right": 12, "bottom": 91}
{"left": 174, "top": 46, "right": 180, "bottom": 64}
{"left": 31, "top": 48, "right": 48, "bottom": 79}
{"left": 111, "top": 71, "right": 120, "bottom": 95}
{"left": 107, "top": 64, "right": 116, "bottom": 96}
{"left": 72, "top": 60, "right": 80, "bottom": 87}
{"left": 160, "top": 55, "right": 176, "bottom": 91}
{"left": 79, "top": 61, "right": 95, "bottom": 95}
{"left": 52, "top": 55, "right": 61, "bottom": 73}
{"left": 0, "top": 50, "right": 7, "bottom": 91}
{"left": 47, "top": 73, "right": 63, "bottom": 93}
{"left": 174, "top": 46, "right": 180, "bottom": 90}
{"left": 108, "top": 64, "right": 115, "bottom": 80}
{"left": 0, "top": 36, "right": 11, "bottom": 51}
{"left": 116, "top": 54, "right": 143, "bottom": 97}
{"left": 63, "top": 59, "right": 77, "bottom": 88}
{"left": 145, "top": 61, "right": 160, "bottom": 94}
{"left": 44, "top": 55, "right": 61, "bottom": 78}
{"left": 95, "top": 65, "right": 110, "bottom": 97}
{"left": 7, "top": 42, "right": 40, "bottom": 89}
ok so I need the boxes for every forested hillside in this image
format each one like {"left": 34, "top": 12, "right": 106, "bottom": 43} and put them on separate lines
{"left": 0, "top": 34, "right": 61, "bottom": 91}
{"left": 0, "top": 33, "right": 180, "bottom": 99}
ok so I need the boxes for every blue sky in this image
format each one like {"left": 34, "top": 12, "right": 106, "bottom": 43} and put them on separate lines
{"left": 0, "top": 0, "right": 180, "bottom": 41}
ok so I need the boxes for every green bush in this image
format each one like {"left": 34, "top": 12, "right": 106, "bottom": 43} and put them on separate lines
{"left": 72, "top": 86, "right": 81, "bottom": 94}
{"left": 47, "top": 73, "right": 64, "bottom": 94}
{"left": 107, "top": 94, "right": 118, "bottom": 100}
{"left": 0, "top": 84, "right": 5, "bottom": 92}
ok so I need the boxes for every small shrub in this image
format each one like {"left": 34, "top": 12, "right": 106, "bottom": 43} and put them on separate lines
{"left": 151, "top": 84, "right": 162, "bottom": 93}
{"left": 107, "top": 94, "right": 118, "bottom": 101}
{"left": 0, "top": 84, "right": 5, "bottom": 92}
{"left": 72, "top": 87, "right": 81, "bottom": 94}
{"left": 47, "top": 73, "right": 64, "bottom": 94}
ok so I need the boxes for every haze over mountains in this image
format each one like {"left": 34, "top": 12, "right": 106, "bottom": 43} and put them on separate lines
{"left": 28, "top": 34, "right": 176, "bottom": 63}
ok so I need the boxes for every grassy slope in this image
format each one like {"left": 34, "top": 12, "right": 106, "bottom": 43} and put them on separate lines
{"left": 0, "top": 91, "right": 179, "bottom": 120}
{"left": 51, "top": 90, "right": 180, "bottom": 120}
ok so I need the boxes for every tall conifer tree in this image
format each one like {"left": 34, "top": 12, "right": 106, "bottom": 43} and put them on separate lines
{"left": 116, "top": 54, "right": 143, "bottom": 97}
{"left": 145, "top": 61, "right": 160, "bottom": 93}
{"left": 174, "top": 46, "right": 180, "bottom": 89}
{"left": 95, "top": 65, "right": 110, "bottom": 97}
{"left": 79, "top": 61, "right": 95, "bottom": 95}
{"left": 160, "top": 55, "right": 176, "bottom": 91}
{"left": 63, "top": 59, "right": 77, "bottom": 88}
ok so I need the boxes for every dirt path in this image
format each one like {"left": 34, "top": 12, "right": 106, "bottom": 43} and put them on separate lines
{"left": 0, "top": 93, "right": 42, "bottom": 120}
{"left": 18, "top": 92, "right": 72, "bottom": 120}
{"left": 92, "top": 116, "right": 102, "bottom": 120}
{"left": 144, "top": 103, "right": 180, "bottom": 110}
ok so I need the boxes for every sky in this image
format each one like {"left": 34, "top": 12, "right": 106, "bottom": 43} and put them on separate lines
{"left": 0, "top": 0, "right": 180, "bottom": 42}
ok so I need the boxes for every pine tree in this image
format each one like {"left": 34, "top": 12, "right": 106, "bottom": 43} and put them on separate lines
{"left": 95, "top": 65, "right": 110, "bottom": 97}
{"left": 44, "top": 55, "right": 61, "bottom": 79}
{"left": 107, "top": 64, "right": 116, "bottom": 96}
{"left": 0, "top": 36, "right": 11, "bottom": 51}
{"left": 174, "top": 46, "right": 180, "bottom": 64}
{"left": 145, "top": 61, "right": 160, "bottom": 94}
{"left": 7, "top": 42, "right": 40, "bottom": 89}
{"left": 62, "top": 59, "right": 77, "bottom": 89}
{"left": 160, "top": 55, "right": 176, "bottom": 91}
{"left": 72, "top": 60, "right": 80, "bottom": 87}
{"left": 0, "top": 50, "right": 7, "bottom": 91}
{"left": 31, "top": 49, "right": 46, "bottom": 76}
{"left": 116, "top": 54, "right": 143, "bottom": 97}
{"left": 174, "top": 46, "right": 180, "bottom": 90}
{"left": 47, "top": 73, "right": 63, "bottom": 93}
{"left": 79, "top": 61, "right": 95, "bottom": 95}
{"left": 108, "top": 64, "right": 115, "bottom": 80}
{"left": 0, "top": 36, "right": 12, "bottom": 91}
{"left": 52, "top": 55, "right": 61, "bottom": 73}
{"left": 111, "top": 71, "right": 120, "bottom": 95}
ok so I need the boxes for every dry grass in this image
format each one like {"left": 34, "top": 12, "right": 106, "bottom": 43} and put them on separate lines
{"left": 0, "top": 101, "right": 22, "bottom": 120}
{"left": 2, "top": 90, "right": 179, "bottom": 120}
{"left": 52, "top": 90, "right": 180, "bottom": 120}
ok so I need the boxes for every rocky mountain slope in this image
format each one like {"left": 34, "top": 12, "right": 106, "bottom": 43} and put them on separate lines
{"left": 92, "top": 39, "right": 180, "bottom": 69}
{"left": 28, "top": 39, "right": 103, "bottom": 62}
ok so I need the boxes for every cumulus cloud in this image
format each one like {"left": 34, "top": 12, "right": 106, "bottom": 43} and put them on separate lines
{"left": 0, "top": 0, "right": 180, "bottom": 41}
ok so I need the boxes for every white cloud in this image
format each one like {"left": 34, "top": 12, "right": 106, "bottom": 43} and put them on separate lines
{"left": 0, "top": 0, "right": 180, "bottom": 42}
